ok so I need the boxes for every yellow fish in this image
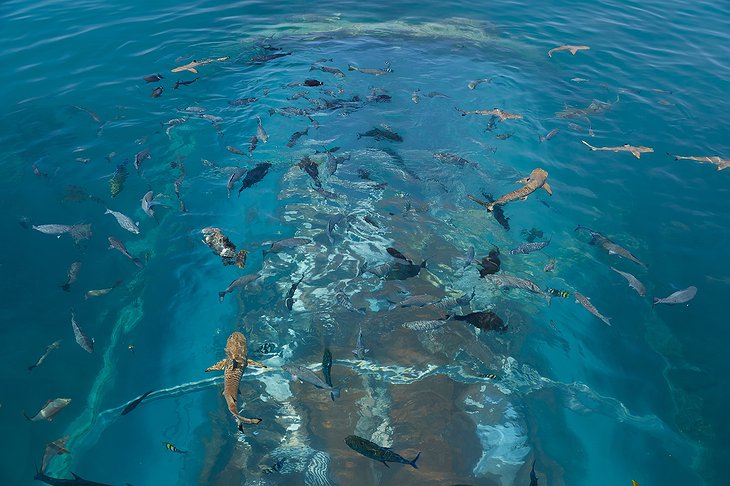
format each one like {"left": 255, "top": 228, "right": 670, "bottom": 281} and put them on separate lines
{"left": 163, "top": 442, "right": 187, "bottom": 454}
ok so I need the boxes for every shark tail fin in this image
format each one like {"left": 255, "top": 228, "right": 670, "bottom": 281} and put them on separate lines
{"left": 23, "top": 411, "right": 32, "bottom": 421}
{"left": 348, "top": 65, "right": 355, "bottom": 71}
{"left": 581, "top": 140, "right": 596, "bottom": 151}
{"left": 410, "top": 452, "right": 421, "bottom": 469}
{"left": 61, "top": 283, "right": 71, "bottom": 292}
{"left": 330, "top": 388, "right": 341, "bottom": 401}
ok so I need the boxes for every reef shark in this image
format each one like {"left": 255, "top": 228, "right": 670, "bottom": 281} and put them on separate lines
{"left": 205, "top": 331, "right": 266, "bottom": 432}
{"left": 667, "top": 153, "right": 730, "bottom": 171}
{"left": 548, "top": 45, "right": 590, "bottom": 57}
{"left": 582, "top": 140, "right": 654, "bottom": 159}
{"left": 468, "top": 168, "right": 552, "bottom": 212}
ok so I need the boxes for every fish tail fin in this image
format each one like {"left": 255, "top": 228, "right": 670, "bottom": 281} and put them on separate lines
{"left": 104, "top": 208, "right": 111, "bottom": 214}
{"left": 381, "top": 461, "right": 390, "bottom": 468}
{"left": 652, "top": 298, "right": 659, "bottom": 307}
{"left": 218, "top": 291, "right": 226, "bottom": 303}
{"left": 133, "top": 258, "right": 144, "bottom": 269}
{"left": 28, "top": 364, "right": 36, "bottom": 371}
{"left": 23, "top": 411, "right": 32, "bottom": 421}
{"left": 546, "top": 294, "right": 552, "bottom": 306}
{"left": 420, "top": 260, "right": 427, "bottom": 268}
{"left": 330, "top": 388, "right": 341, "bottom": 401}
{"left": 581, "top": 140, "right": 596, "bottom": 151}
{"left": 410, "top": 451, "right": 421, "bottom": 469}
{"left": 61, "top": 283, "right": 70, "bottom": 292}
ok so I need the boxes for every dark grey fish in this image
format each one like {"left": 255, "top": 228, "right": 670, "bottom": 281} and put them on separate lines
{"left": 61, "top": 261, "right": 81, "bottom": 291}
{"left": 509, "top": 240, "right": 550, "bottom": 255}
{"left": 363, "top": 262, "right": 392, "bottom": 278}
{"left": 173, "top": 77, "right": 198, "bottom": 89}
{"left": 386, "top": 247, "right": 412, "bottom": 264}
{"left": 219, "top": 273, "right": 260, "bottom": 302}
{"left": 310, "top": 65, "right": 345, "bottom": 78}
{"left": 575, "top": 225, "right": 647, "bottom": 268}
{"left": 454, "top": 311, "right": 506, "bottom": 332}
{"left": 322, "top": 348, "right": 333, "bottom": 387}
{"left": 286, "top": 127, "right": 309, "bottom": 148}
{"left": 263, "top": 237, "right": 312, "bottom": 256}
{"left": 468, "top": 78, "right": 491, "bottom": 89}
{"left": 108, "top": 237, "right": 144, "bottom": 268}
{"left": 433, "top": 152, "right": 472, "bottom": 167}
{"left": 539, "top": 128, "right": 560, "bottom": 143}
{"left": 228, "top": 98, "right": 257, "bottom": 106}
{"left": 238, "top": 162, "right": 271, "bottom": 194}
{"left": 288, "top": 90, "right": 309, "bottom": 100}
{"left": 386, "top": 260, "right": 426, "bottom": 280}
{"left": 434, "top": 288, "right": 476, "bottom": 310}
{"left": 284, "top": 275, "right": 305, "bottom": 310}
{"left": 71, "top": 311, "right": 94, "bottom": 353}
{"left": 653, "top": 286, "right": 697, "bottom": 306}
{"left": 120, "top": 390, "right": 154, "bottom": 416}
{"left": 248, "top": 135, "right": 258, "bottom": 155}
{"left": 298, "top": 155, "right": 321, "bottom": 187}
{"left": 325, "top": 151, "right": 349, "bottom": 175}
{"left": 426, "top": 91, "right": 450, "bottom": 98}
{"left": 143, "top": 73, "right": 164, "bottom": 83}
{"left": 150, "top": 86, "right": 163, "bottom": 98}
{"left": 352, "top": 327, "right": 369, "bottom": 358}
{"left": 34, "top": 471, "right": 112, "bottom": 486}
{"left": 283, "top": 364, "right": 340, "bottom": 400}
{"left": 249, "top": 52, "right": 292, "bottom": 63}
{"left": 227, "top": 167, "right": 247, "bottom": 198}
{"left": 357, "top": 127, "right": 403, "bottom": 142}
{"left": 335, "top": 292, "right": 365, "bottom": 314}
{"left": 327, "top": 214, "right": 347, "bottom": 244}
{"left": 344, "top": 435, "right": 419, "bottom": 468}
{"left": 269, "top": 107, "right": 309, "bottom": 117}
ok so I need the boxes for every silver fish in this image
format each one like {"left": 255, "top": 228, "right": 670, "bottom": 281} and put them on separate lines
{"left": 262, "top": 237, "right": 311, "bottom": 256}
{"left": 389, "top": 294, "right": 439, "bottom": 310}
{"left": 310, "top": 65, "right": 345, "bottom": 77}
{"left": 287, "top": 90, "right": 309, "bottom": 100}
{"left": 509, "top": 240, "right": 551, "bottom": 255}
{"left": 434, "top": 289, "right": 475, "bottom": 310}
{"left": 227, "top": 167, "right": 247, "bottom": 198}
{"left": 403, "top": 317, "right": 451, "bottom": 331}
{"left": 573, "top": 291, "right": 611, "bottom": 326}
{"left": 163, "top": 117, "right": 187, "bottom": 138}
{"left": 487, "top": 274, "right": 551, "bottom": 304}
{"left": 411, "top": 89, "right": 420, "bottom": 104}
{"left": 71, "top": 311, "right": 94, "bottom": 353}
{"left": 347, "top": 64, "right": 392, "bottom": 75}
{"left": 219, "top": 273, "right": 260, "bottom": 303}
{"left": 24, "top": 398, "right": 71, "bottom": 422}
{"left": 141, "top": 191, "right": 164, "bottom": 219}
{"left": 32, "top": 224, "right": 73, "bottom": 236}
{"left": 544, "top": 259, "right": 557, "bottom": 272}
{"left": 85, "top": 280, "right": 122, "bottom": 299}
{"left": 283, "top": 364, "right": 340, "bottom": 401}
{"left": 256, "top": 115, "right": 269, "bottom": 143}
{"left": 468, "top": 78, "right": 491, "bottom": 89}
{"left": 610, "top": 267, "right": 646, "bottom": 296}
{"left": 28, "top": 340, "right": 62, "bottom": 371}
{"left": 108, "top": 237, "right": 144, "bottom": 268}
{"left": 653, "top": 286, "right": 697, "bottom": 306}
{"left": 326, "top": 214, "right": 347, "bottom": 245}
{"left": 105, "top": 208, "right": 139, "bottom": 234}
{"left": 352, "top": 328, "right": 369, "bottom": 359}
{"left": 134, "top": 149, "right": 150, "bottom": 174}
{"left": 61, "top": 261, "right": 81, "bottom": 291}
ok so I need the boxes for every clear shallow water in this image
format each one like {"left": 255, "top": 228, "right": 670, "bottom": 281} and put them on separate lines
{"left": 1, "top": 1, "right": 728, "bottom": 485}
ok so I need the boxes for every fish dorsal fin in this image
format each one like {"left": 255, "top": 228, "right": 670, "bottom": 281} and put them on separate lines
{"left": 72, "top": 473, "right": 82, "bottom": 480}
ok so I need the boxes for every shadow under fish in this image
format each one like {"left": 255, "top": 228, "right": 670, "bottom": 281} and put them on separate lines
{"left": 482, "top": 193, "right": 509, "bottom": 230}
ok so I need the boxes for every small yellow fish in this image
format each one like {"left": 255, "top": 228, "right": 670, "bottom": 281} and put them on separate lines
{"left": 163, "top": 442, "right": 187, "bottom": 454}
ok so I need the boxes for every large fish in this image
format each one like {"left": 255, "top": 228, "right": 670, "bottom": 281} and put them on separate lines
{"left": 389, "top": 294, "right": 439, "bottom": 310}
{"left": 28, "top": 340, "right": 62, "bottom": 371}
{"left": 326, "top": 214, "right": 347, "bottom": 245}
{"left": 249, "top": 52, "right": 292, "bottom": 63}
{"left": 487, "top": 274, "right": 551, "bottom": 304}
{"left": 104, "top": 208, "right": 139, "bottom": 234}
{"left": 286, "top": 127, "right": 309, "bottom": 148}
{"left": 61, "top": 261, "right": 81, "bottom": 291}
{"left": 140, "top": 191, "right": 165, "bottom": 219}
{"left": 575, "top": 226, "right": 647, "bottom": 268}
{"left": 71, "top": 311, "right": 94, "bottom": 353}
{"left": 357, "top": 126, "right": 403, "bottom": 142}
{"left": 469, "top": 168, "right": 552, "bottom": 212}
{"left": 454, "top": 311, "right": 506, "bottom": 332}
{"left": 610, "top": 267, "right": 646, "bottom": 296}
{"left": 653, "top": 286, "right": 697, "bottom": 306}
{"left": 171, "top": 56, "right": 229, "bottom": 73}
{"left": 219, "top": 274, "right": 260, "bottom": 303}
{"left": 335, "top": 292, "right": 365, "bottom": 314}
{"left": 459, "top": 108, "right": 522, "bottom": 121}
{"left": 41, "top": 436, "right": 70, "bottom": 473}
{"left": 582, "top": 140, "right": 654, "bottom": 159}
{"left": 201, "top": 227, "right": 247, "bottom": 268}
{"left": 256, "top": 115, "right": 269, "bottom": 143}
{"left": 352, "top": 328, "right": 369, "bottom": 359}
{"left": 347, "top": 64, "right": 392, "bottom": 75}
{"left": 32, "top": 224, "right": 73, "bottom": 237}
{"left": 227, "top": 167, "right": 247, "bottom": 198}
{"left": 284, "top": 275, "right": 305, "bottom": 311}
{"left": 120, "top": 390, "right": 154, "bottom": 416}
{"left": 262, "top": 237, "right": 311, "bottom": 257}
{"left": 205, "top": 331, "right": 266, "bottom": 432}
{"left": 238, "top": 162, "right": 271, "bottom": 194}
{"left": 321, "top": 348, "right": 333, "bottom": 387}
{"left": 34, "top": 471, "right": 112, "bottom": 486}
{"left": 386, "top": 260, "right": 427, "bottom": 280}
{"left": 530, "top": 459, "right": 539, "bottom": 486}
{"left": 509, "top": 240, "right": 550, "bottom": 254}
{"left": 573, "top": 291, "right": 611, "bottom": 326}
{"left": 402, "top": 318, "right": 452, "bottom": 331}
{"left": 24, "top": 398, "right": 72, "bottom": 422}
{"left": 283, "top": 364, "right": 340, "bottom": 401}
{"left": 109, "top": 163, "right": 128, "bottom": 198}
{"left": 298, "top": 155, "right": 321, "bottom": 187}
{"left": 547, "top": 45, "right": 590, "bottom": 57}
{"left": 344, "top": 435, "right": 420, "bottom": 468}
{"left": 133, "top": 149, "right": 150, "bottom": 174}
{"left": 310, "top": 64, "right": 345, "bottom": 78}
{"left": 667, "top": 153, "right": 730, "bottom": 171}
{"left": 108, "top": 237, "right": 144, "bottom": 268}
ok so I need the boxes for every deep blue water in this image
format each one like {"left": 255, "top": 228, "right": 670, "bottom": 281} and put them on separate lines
{"left": 1, "top": 1, "right": 729, "bottom": 485}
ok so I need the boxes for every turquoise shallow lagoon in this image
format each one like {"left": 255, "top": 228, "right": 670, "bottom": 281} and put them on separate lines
{"left": 1, "top": 1, "right": 728, "bottom": 485}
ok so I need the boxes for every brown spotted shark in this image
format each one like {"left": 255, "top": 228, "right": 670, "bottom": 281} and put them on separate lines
{"left": 667, "top": 153, "right": 730, "bottom": 171}
{"left": 468, "top": 168, "right": 552, "bottom": 212}
{"left": 582, "top": 140, "right": 654, "bottom": 159}
{"left": 205, "top": 331, "right": 266, "bottom": 432}
{"left": 548, "top": 45, "right": 591, "bottom": 58}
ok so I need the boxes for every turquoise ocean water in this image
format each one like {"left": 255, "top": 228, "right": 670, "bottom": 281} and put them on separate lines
{"left": 1, "top": 0, "right": 728, "bottom": 485}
